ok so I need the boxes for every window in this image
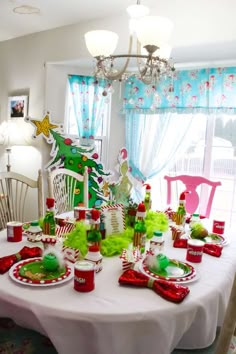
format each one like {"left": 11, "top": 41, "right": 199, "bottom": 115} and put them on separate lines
{"left": 65, "top": 76, "right": 111, "bottom": 166}
{"left": 149, "top": 113, "right": 236, "bottom": 227}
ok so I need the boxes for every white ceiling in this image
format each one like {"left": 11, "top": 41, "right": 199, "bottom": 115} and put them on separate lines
{"left": 1, "top": 0, "right": 236, "bottom": 65}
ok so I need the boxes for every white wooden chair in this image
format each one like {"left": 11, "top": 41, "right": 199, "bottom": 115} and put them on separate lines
{"left": 0, "top": 170, "right": 44, "bottom": 229}
{"left": 47, "top": 167, "right": 89, "bottom": 214}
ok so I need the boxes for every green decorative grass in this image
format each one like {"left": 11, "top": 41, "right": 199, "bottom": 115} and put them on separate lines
{"left": 63, "top": 211, "right": 169, "bottom": 258}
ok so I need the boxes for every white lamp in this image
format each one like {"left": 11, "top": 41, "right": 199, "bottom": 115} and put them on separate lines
{"left": 0, "top": 120, "right": 30, "bottom": 171}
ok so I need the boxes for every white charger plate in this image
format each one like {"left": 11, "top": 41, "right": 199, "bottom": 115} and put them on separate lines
{"left": 139, "top": 259, "right": 198, "bottom": 284}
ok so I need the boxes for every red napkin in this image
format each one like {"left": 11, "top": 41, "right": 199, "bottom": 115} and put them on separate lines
{"left": 203, "top": 243, "right": 223, "bottom": 257}
{"left": 0, "top": 246, "right": 42, "bottom": 274}
{"left": 173, "top": 239, "right": 223, "bottom": 257}
{"left": 119, "top": 269, "right": 190, "bottom": 303}
{"left": 173, "top": 239, "right": 188, "bottom": 248}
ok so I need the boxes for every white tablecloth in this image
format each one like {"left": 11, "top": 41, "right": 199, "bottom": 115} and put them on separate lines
{"left": 0, "top": 227, "right": 236, "bottom": 354}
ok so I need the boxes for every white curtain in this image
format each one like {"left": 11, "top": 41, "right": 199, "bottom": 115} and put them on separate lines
{"left": 125, "top": 111, "right": 195, "bottom": 200}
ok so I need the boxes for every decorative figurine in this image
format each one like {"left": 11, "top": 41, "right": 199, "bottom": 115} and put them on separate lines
{"left": 144, "top": 183, "right": 152, "bottom": 212}
{"left": 176, "top": 191, "right": 188, "bottom": 226}
{"left": 43, "top": 198, "right": 56, "bottom": 236}
{"left": 133, "top": 202, "right": 146, "bottom": 251}
{"left": 87, "top": 209, "right": 102, "bottom": 249}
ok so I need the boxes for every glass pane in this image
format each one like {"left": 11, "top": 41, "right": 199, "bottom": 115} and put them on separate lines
{"left": 212, "top": 115, "right": 236, "bottom": 177}
{"left": 169, "top": 114, "right": 207, "bottom": 175}
{"left": 94, "top": 139, "right": 102, "bottom": 159}
{"left": 210, "top": 114, "right": 236, "bottom": 226}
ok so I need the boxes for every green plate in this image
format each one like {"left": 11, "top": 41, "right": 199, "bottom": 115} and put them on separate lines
{"left": 148, "top": 259, "right": 192, "bottom": 279}
{"left": 141, "top": 258, "right": 196, "bottom": 282}
{"left": 10, "top": 258, "right": 72, "bottom": 287}
{"left": 19, "top": 260, "right": 66, "bottom": 280}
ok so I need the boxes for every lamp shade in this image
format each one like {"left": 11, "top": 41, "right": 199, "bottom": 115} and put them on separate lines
{"left": 157, "top": 44, "right": 172, "bottom": 59}
{"left": 136, "top": 16, "right": 173, "bottom": 48}
{"left": 85, "top": 30, "right": 119, "bottom": 57}
{"left": 0, "top": 120, "right": 30, "bottom": 146}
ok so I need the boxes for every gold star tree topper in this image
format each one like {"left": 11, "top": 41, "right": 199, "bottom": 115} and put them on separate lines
{"left": 31, "top": 113, "right": 58, "bottom": 138}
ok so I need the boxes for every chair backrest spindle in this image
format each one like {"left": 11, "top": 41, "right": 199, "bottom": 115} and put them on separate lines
{"left": 47, "top": 167, "right": 89, "bottom": 214}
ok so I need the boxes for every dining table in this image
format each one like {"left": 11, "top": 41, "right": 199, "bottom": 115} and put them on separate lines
{"left": 0, "top": 223, "right": 236, "bottom": 354}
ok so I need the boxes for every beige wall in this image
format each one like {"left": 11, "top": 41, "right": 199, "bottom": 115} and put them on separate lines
{"left": 0, "top": 15, "right": 127, "bottom": 220}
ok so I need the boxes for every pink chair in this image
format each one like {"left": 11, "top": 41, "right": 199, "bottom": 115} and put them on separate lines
{"left": 164, "top": 175, "right": 222, "bottom": 218}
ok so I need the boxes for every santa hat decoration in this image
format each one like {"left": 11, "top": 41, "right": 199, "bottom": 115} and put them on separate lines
{"left": 90, "top": 209, "right": 101, "bottom": 224}
{"left": 136, "top": 202, "right": 146, "bottom": 218}
{"left": 179, "top": 191, "right": 189, "bottom": 205}
{"left": 46, "top": 198, "right": 55, "bottom": 209}
{"left": 144, "top": 184, "right": 151, "bottom": 192}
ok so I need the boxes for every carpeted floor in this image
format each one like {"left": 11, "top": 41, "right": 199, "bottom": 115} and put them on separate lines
{"left": 172, "top": 344, "right": 217, "bottom": 354}
{"left": 0, "top": 318, "right": 58, "bottom": 354}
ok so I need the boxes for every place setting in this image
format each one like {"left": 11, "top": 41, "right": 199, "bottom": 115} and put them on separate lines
{"left": 139, "top": 254, "right": 197, "bottom": 284}
{"left": 8, "top": 249, "right": 73, "bottom": 287}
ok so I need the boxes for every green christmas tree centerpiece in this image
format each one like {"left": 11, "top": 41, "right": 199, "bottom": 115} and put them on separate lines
{"left": 27, "top": 113, "right": 111, "bottom": 208}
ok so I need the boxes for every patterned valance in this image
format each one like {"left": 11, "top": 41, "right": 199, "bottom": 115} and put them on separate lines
{"left": 123, "top": 67, "right": 236, "bottom": 113}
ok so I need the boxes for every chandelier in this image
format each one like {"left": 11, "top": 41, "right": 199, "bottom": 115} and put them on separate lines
{"left": 84, "top": 1, "right": 175, "bottom": 85}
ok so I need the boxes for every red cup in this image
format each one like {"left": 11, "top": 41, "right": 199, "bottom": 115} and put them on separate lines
{"left": 74, "top": 207, "right": 86, "bottom": 221}
{"left": 212, "top": 220, "right": 225, "bottom": 235}
{"left": 74, "top": 260, "right": 95, "bottom": 292}
{"left": 186, "top": 239, "right": 204, "bottom": 263}
{"left": 7, "top": 221, "right": 23, "bottom": 242}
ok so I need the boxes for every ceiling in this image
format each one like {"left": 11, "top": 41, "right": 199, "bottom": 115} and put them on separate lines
{"left": 1, "top": 0, "right": 236, "bottom": 65}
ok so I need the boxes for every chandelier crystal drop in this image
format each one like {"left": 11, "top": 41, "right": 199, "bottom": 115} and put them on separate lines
{"left": 84, "top": 1, "right": 175, "bottom": 85}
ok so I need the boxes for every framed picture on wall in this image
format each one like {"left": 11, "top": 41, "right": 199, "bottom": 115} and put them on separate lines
{"left": 8, "top": 95, "right": 28, "bottom": 119}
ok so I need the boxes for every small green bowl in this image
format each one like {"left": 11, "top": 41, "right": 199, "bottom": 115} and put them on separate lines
{"left": 156, "top": 254, "right": 170, "bottom": 270}
{"left": 42, "top": 254, "right": 59, "bottom": 272}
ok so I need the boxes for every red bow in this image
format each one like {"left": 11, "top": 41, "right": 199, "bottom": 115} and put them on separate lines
{"left": 119, "top": 269, "right": 190, "bottom": 303}
{"left": 173, "top": 239, "right": 223, "bottom": 257}
{"left": 0, "top": 246, "right": 42, "bottom": 274}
